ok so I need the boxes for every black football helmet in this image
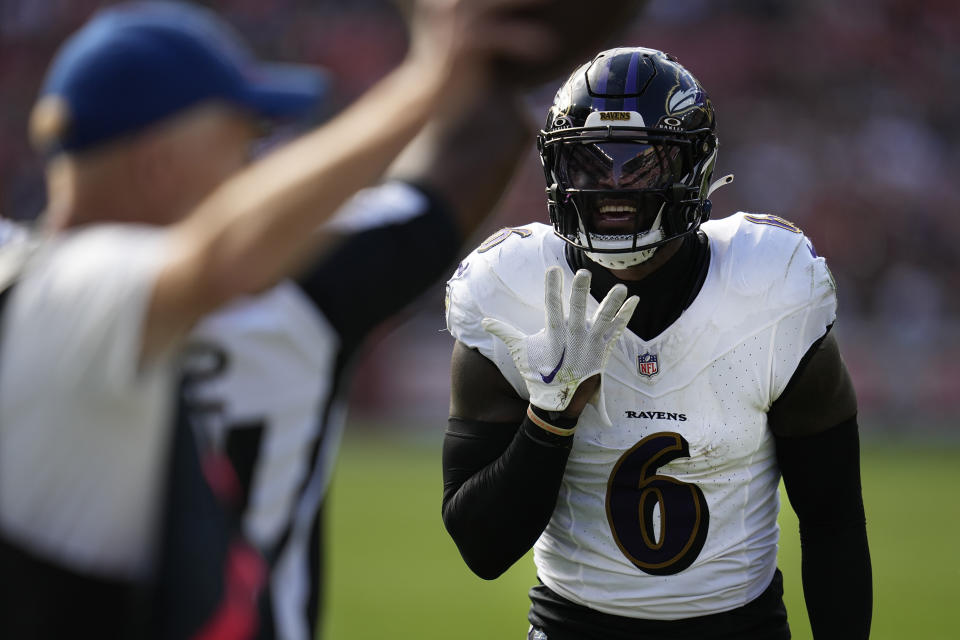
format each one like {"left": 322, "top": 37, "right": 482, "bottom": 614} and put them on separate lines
{"left": 538, "top": 47, "right": 732, "bottom": 268}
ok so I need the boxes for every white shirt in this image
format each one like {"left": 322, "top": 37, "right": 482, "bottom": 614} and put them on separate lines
{"left": 446, "top": 214, "right": 837, "bottom": 619}
{"left": 0, "top": 224, "right": 174, "bottom": 580}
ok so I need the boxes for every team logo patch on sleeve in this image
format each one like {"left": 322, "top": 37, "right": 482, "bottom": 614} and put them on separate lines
{"left": 637, "top": 352, "right": 659, "bottom": 377}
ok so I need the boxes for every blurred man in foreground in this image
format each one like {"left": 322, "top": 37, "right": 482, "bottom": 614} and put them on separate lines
{"left": 443, "top": 47, "right": 872, "bottom": 639}
{"left": 0, "top": 0, "right": 559, "bottom": 637}
{"left": 180, "top": 24, "right": 537, "bottom": 640}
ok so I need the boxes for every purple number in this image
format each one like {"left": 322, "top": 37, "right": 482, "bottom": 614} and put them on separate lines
{"left": 605, "top": 432, "right": 709, "bottom": 575}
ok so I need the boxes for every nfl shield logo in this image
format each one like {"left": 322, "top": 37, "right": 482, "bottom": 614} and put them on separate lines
{"left": 637, "top": 352, "right": 659, "bottom": 377}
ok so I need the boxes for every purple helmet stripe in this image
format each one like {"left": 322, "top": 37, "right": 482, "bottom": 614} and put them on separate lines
{"left": 623, "top": 50, "right": 641, "bottom": 112}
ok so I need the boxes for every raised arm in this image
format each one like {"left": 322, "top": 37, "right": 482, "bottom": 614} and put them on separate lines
{"left": 442, "top": 268, "right": 637, "bottom": 578}
{"left": 143, "top": 0, "right": 555, "bottom": 361}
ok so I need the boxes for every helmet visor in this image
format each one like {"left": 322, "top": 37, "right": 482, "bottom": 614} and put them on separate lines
{"left": 561, "top": 141, "right": 684, "bottom": 191}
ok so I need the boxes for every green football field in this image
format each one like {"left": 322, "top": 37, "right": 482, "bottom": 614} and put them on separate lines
{"left": 323, "top": 432, "right": 959, "bottom": 639}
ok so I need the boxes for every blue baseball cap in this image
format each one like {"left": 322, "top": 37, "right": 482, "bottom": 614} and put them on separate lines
{"left": 38, "top": 1, "right": 330, "bottom": 153}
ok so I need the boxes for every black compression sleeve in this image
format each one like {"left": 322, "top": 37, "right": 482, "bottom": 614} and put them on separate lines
{"left": 442, "top": 414, "right": 573, "bottom": 580}
{"left": 775, "top": 417, "right": 872, "bottom": 639}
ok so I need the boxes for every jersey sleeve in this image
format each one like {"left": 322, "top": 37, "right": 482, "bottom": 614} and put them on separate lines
{"left": 444, "top": 250, "right": 529, "bottom": 399}
{"left": 445, "top": 260, "right": 495, "bottom": 357}
{"left": 768, "top": 235, "right": 838, "bottom": 403}
{"left": 7, "top": 225, "right": 169, "bottom": 397}
{"left": 295, "top": 180, "right": 460, "bottom": 351}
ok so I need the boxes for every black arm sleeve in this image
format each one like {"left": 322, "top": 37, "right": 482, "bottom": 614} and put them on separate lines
{"left": 775, "top": 417, "right": 872, "bottom": 639}
{"left": 442, "top": 414, "right": 574, "bottom": 580}
{"left": 295, "top": 182, "right": 460, "bottom": 350}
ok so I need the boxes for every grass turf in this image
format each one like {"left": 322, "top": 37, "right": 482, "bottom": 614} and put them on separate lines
{"left": 324, "top": 434, "right": 959, "bottom": 639}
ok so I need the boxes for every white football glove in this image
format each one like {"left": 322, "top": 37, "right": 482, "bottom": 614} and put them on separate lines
{"left": 481, "top": 266, "right": 638, "bottom": 418}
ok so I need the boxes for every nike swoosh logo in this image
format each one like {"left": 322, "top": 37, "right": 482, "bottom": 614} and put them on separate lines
{"left": 540, "top": 348, "right": 565, "bottom": 383}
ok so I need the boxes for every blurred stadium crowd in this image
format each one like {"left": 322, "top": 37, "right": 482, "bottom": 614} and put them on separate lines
{"left": 2, "top": 0, "right": 957, "bottom": 434}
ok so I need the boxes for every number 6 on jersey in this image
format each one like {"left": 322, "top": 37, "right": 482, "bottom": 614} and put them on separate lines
{"left": 605, "top": 432, "right": 710, "bottom": 575}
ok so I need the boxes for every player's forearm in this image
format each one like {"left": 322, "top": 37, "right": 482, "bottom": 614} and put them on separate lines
{"left": 442, "top": 412, "right": 574, "bottom": 580}
{"left": 800, "top": 520, "right": 872, "bottom": 639}
{"left": 775, "top": 417, "right": 873, "bottom": 639}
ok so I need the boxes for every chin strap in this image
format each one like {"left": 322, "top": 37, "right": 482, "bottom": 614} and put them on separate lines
{"left": 707, "top": 173, "right": 735, "bottom": 197}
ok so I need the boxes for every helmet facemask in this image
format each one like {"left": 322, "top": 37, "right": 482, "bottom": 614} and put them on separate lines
{"left": 542, "top": 119, "right": 718, "bottom": 269}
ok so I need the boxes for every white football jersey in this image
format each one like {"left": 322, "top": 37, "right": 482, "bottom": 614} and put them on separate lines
{"left": 445, "top": 214, "right": 836, "bottom": 619}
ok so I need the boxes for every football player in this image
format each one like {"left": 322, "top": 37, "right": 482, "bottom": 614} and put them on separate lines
{"left": 442, "top": 48, "right": 872, "bottom": 639}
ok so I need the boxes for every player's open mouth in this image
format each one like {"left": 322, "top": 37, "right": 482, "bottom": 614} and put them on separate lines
{"left": 591, "top": 199, "right": 641, "bottom": 233}
{"left": 598, "top": 203, "right": 637, "bottom": 219}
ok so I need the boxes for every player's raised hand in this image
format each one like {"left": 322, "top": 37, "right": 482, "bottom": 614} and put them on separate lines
{"left": 482, "top": 266, "right": 638, "bottom": 417}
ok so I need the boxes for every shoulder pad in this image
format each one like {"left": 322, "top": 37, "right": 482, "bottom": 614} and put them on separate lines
{"left": 445, "top": 223, "right": 559, "bottom": 345}
{"left": 444, "top": 223, "right": 564, "bottom": 398}
{"left": 703, "top": 213, "right": 838, "bottom": 403}
{"left": 467, "top": 223, "right": 559, "bottom": 278}
{"left": 703, "top": 212, "right": 836, "bottom": 315}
